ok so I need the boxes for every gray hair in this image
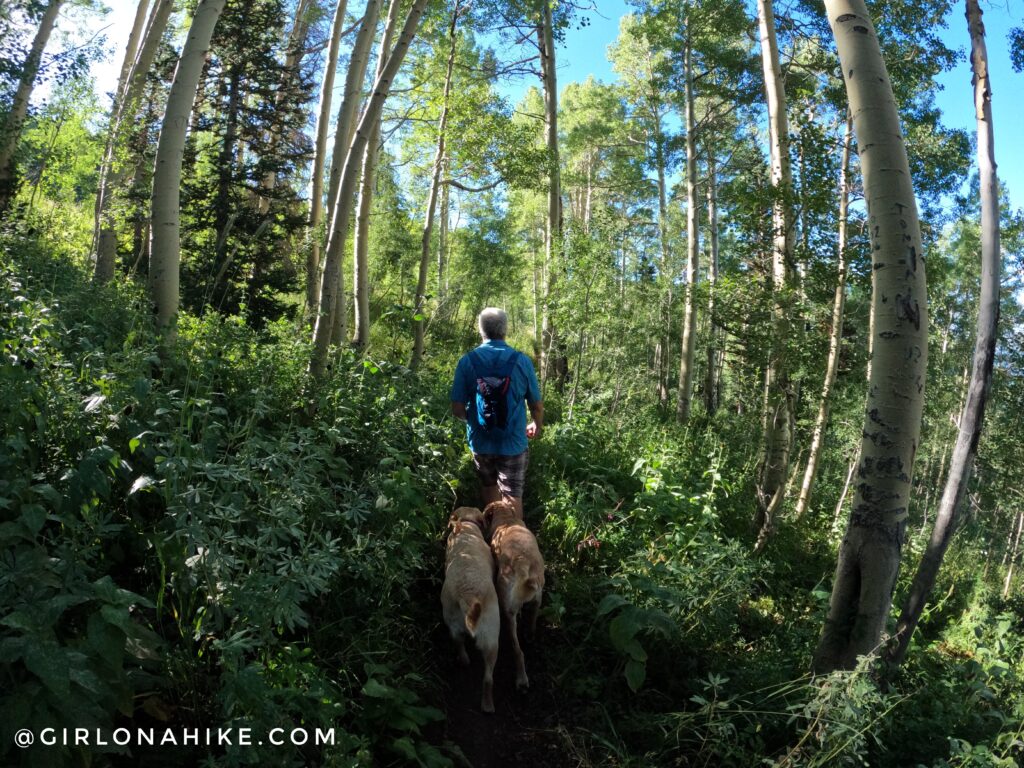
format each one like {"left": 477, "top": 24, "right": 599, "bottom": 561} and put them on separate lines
{"left": 478, "top": 307, "right": 508, "bottom": 340}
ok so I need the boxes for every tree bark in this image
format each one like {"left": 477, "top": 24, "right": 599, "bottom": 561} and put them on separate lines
{"left": 886, "top": 0, "right": 1000, "bottom": 668}
{"left": 92, "top": 0, "right": 151, "bottom": 282}
{"left": 352, "top": 0, "right": 402, "bottom": 349}
{"left": 538, "top": 0, "right": 563, "bottom": 387}
{"left": 703, "top": 149, "right": 720, "bottom": 416}
{"left": 94, "top": 0, "right": 176, "bottom": 282}
{"left": 437, "top": 153, "right": 450, "bottom": 297}
{"left": 811, "top": 0, "right": 929, "bottom": 674}
{"left": 411, "top": 2, "right": 460, "bottom": 369}
{"left": 325, "top": 0, "right": 380, "bottom": 227}
{"left": 320, "top": 0, "right": 382, "bottom": 344}
{"left": 306, "top": 0, "right": 350, "bottom": 326}
{"left": 655, "top": 135, "right": 671, "bottom": 408}
{"left": 0, "top": 0, "right": 68, "bottom": 213}
{"left": 1003, "top": 509, "right": 1024, "bottom": 600}
{"left": 753, "top": 0, "right": 797, "bottom": 553}
{"left": 676, "top": 36, "right": 700, "bottom": 423}
{"left": 149, "top": 0, "right": 228, "bottom": 338}
{"left": 794, "top": 113, "right": 854, "bottom": 520}
{"left": 309, "top": 0, "right": 429, "bottom": 384}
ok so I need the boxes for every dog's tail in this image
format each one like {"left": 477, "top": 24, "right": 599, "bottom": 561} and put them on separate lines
{"left": 464, "top": 600, "right": 483, "bottom": 636}
{"left": 514, "top": 560, "right": 541, "bottom": 603}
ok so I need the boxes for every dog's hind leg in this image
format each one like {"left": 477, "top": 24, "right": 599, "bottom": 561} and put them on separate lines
{"left": 528, "top": 588, "right": 543, "bottom": 640}
{"left": 480, "top": 642, "right": 497, "bottom": 713}
{"left": 505, "top": 606, "right": 529, "bottom": 691}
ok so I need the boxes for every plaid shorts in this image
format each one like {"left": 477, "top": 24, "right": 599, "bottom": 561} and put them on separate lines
{"left": 472, "top": 450, "right": 529, "bottom": 499}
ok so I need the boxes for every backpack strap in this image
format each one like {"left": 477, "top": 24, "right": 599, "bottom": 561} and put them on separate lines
{"left": 468, "top": 347, "right": 519, "bottom": 379}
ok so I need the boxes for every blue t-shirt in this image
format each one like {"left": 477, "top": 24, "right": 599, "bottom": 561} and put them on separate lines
{"left": 450, "top": 340, "right": 542, "bottom": 456}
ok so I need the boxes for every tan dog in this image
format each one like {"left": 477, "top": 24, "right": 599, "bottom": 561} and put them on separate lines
{"left": 441, "top": 506, "right": 500, "bottom": 713}
{"left": 484, "top": 500, "right": 545, "bottom": 692}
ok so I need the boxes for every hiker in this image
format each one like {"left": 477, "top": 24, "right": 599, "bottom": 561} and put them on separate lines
{"left": 451, "top": 307, "right": 543, "bottom": 518}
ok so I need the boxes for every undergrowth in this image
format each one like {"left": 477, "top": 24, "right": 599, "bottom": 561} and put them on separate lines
{"left": 2, "top": 233, "right": 1022, "bottom": 766}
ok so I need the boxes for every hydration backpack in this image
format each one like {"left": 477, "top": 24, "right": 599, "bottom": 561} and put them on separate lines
{"left": 467, "top": 349, "right": 522, "bottom": 432}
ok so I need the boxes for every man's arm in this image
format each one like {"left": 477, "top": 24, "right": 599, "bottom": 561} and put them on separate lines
{"left": 450, "top": 355, "right": 470, "bottom": 423}
{"left": 452, "top": 401, "right": 467, "bottom": 422}
{"left": 527, "top": 400, "right": 543, "bottom": 438}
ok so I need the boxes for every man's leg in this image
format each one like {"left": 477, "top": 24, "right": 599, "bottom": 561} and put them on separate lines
{"left": 503, "top": 494, "right": 523, "bottom": 517}
{"left": 473, "top": 454, "right": 502, "bottom": 509}
{"left": 496, "top": 451, "right": 528, "bottom": 519}
{"left": 482, "top": 483, "right": 501, "bottom": 508}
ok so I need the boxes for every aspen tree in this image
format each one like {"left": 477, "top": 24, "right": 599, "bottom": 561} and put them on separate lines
{"left": 703, "top": 148, "right": 720, "bottom": 416}
{"left": 149, "top": 0, "right": 228, "bottom": 338}
{"left": 794, "top": 113, "right": 854, "bottom": 520}
{"left": 309, "top": 0, "right": 430, "bottom": 384}
{"left": 317, "top": 0, "right": 381, "bottom": 340}
{"left": 306, "top": 0, "right": 349, "bottom": 324}
{"left": 753, "top": 0, "right": 797, "bottom": 554}
{"left": 303, "top": 0, "right": 348, "bottom": 321}
{"left": 92, "top": 0, "right": 150, "bottom": 282}
{"left": 887, "top": 0, "right": 1001, "bottom": 667}
{"left": 538, "top": 0, "right": 563, "bottom": 386}
{"left": 436, "top": 153, "right": 450, "bottom": 296}
{"left": 676, "top": 32, "right": 699, "bottom": 422}
{"left": 352, "top": 0, "right": 403, "bottom": 347}
{"left": 812, "top": 0, "right": 929, "bottom": 674}
{"left": 411, "top": 0, "right": 461, "bottom": 370}
{"left": 1003, "top": 510, "right": 1024, "bottom": 600}
{"left": 0, "top": 0, "right": 68, "bottom": 213}
{"left": 94, "top": 0, "right": 176, "bottom": 282}
{"left": 325, "top": 0, "right": 380, "bottom": 225}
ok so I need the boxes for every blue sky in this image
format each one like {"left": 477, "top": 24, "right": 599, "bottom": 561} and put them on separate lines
{"left": 548, "top": 0, "right": 1023, "bottom": 210}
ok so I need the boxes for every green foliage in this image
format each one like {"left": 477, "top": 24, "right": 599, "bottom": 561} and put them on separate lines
{"left": 2, "top": 0, "right": 1022, "bottom": 764}
{"left": 0, "top": 235, "right": 462, "bottom": 766}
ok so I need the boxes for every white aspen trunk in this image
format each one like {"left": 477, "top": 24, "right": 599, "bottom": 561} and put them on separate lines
{"left": 532, "top": 252, "right": 540, "bottom": 349}
{"left": 352, "top": 0, "right": 402, "bottom": 348}
{"left": 832, "top": 449, "right": 859, "bottom": 533}
{"left": 325, "top": 0, "right": 382, "bottom": 347}
{"left": 812, "top": 0, "right": 929, "bottom": 674}
{"left": 149, "top": 0, "right": 228, "bottom": 338}
{"left": 655, "top": 135, "right": 671, "bottom": 409}
{"left": 128, "top": 0, "right": 177, "bottom": 105}
{"left": 619, "top": 200, "right": 627, "bottom": 299}
{"left": 309, "top": 0, "right": 429, "bottom": 384}
{"left": 1003, "top": 509, "right": 1024, "bottom": 599}
{"left": 539, "top": 0, "right": 562, "bottom": 387}
{"left": 753, "top": 0, "right": 797, "bottom": 554}
{"left": 437, "top": 153, "right": 449, "bottom": 297}
{"left": 887, "top": 0, "right": 1000, "bottom": 667}
{"left": 117, "top": 0, "right": 152, "bottom": 105}
{"left": 703, "top": 149, "right": 721, "bottom": 415}
{"left": 306, "top": 0, "right": 349, "bottom": 326}
{"left": 584, "top": 155, "right": 593, "bottom": 231}
{"left": 325, "top": 0, "right": 380, "bottom": 227}
{"left": 794, "top": 113, "right": 854, "bottom": 520}
{"left": 676, "top": 36, "right": 699, "bottom": 423}
{"left": 92, "top": 0, "right": 151, "bottom": 282}
{"left": 94, "top": 0, "right": 176, "bottom": 283}
{"left": 411, "top": 1, "right": 460, "bottom": 370}
{"left": 0, "top": 0, "right": 67, "bottom": 212}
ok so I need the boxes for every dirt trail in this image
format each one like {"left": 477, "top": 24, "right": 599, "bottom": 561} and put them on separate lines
{"left": 433, "top": 618, "right": 577, "bottom": 768}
